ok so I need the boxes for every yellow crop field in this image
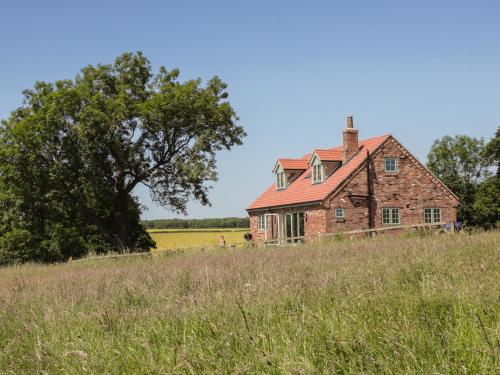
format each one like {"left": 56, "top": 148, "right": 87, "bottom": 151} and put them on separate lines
{"left": 149, "top": 228, "right": 250, "bottom": 251}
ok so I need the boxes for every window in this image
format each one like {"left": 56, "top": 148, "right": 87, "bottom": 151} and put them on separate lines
{"left": 312, "top": 163, "right": 324, "bottom": 183}
{"left": 424, "top": 208, "right": 441, "bottom": 223}
{"left": 257, "top": 215, "right": 267, "bottom": 231}
{"left": 384, "top": 157, "right": 397, "bottom": 172}
{"left": 335, "top": 208, "right": 345, "bottom": 218}
{"left": 285, "top": 212, "right": 305, "bottom": 243}
{"left": 382, "top": 208, "right": 400, "bottom": 225}
{"left": 276, "top": 172, "right": 287, "bottom": 189}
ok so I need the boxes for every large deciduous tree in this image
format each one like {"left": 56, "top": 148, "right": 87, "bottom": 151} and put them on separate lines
{"left": 426, "top": 132, "right": 497, "bottom": 226}
{"left": 485, "top": 126, "right": 500, "bottom": 177}
{"left": 473, "top": 127, "right": 500, "bottom": 228}
{"left": 0, "top": 52, "right": 245, "bottom": 264}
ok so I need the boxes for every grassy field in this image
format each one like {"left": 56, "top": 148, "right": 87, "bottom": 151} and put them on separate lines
{"left": 0, "top": 232, "right": 498, "bottom": 374}
{"left": 148, "top": 228, "right": 249, "bottom": 251}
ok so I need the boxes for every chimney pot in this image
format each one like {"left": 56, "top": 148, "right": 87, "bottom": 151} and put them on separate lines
{"left": 346, "top": 116, "right": 353, "bottom": 129}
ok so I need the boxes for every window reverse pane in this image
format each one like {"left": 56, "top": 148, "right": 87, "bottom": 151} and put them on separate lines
{"left": 391, "top": 208, "right": 400, "bottom": 224}
{"left": 277, "top": 172, "right": 286, "bottom": 189}
{"left": 433, "top": 208, "right": 441, "bottom": 222}
{"left": 382, "top": 208, "right": 391, "bottom": 224}
{"left": 313, "top": 163, "right": 324, "bottom": 183}
{"left": 258, "top": 215, "right": 266, "bottom": 230}
{"left": 424, "top": 208, "right": 432, "bottom": 223}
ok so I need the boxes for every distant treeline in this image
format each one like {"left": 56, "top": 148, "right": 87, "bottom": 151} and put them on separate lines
{"left": 142, "top": 217, "right": 250, "bottom": 229}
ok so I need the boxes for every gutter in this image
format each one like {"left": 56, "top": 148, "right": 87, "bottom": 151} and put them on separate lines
{"left": 246, "top": 200, "right": 323, "bottom": 214}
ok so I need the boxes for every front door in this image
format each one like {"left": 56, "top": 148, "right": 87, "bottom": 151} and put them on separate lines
{"left": 285, "top": 212, "right": 305, "bottom": 243}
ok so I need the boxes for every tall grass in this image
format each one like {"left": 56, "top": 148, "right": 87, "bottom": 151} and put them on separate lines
{"left": 0, "top": 232, "right": 498, "bottom": 374}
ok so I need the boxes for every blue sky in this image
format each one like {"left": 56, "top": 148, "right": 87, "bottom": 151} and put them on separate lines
{"left": 1, "top": 1, "right": 498, "bottom": 219}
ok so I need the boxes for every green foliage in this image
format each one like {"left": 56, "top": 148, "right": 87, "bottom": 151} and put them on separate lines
{"left": 473, "top": 177, "right": 500, "bottom": 228}
{"left": 0, "top": 52, "right": 245, "bottom": 264}
{"left": 0, "top": 225, "right": 88, "bottom": 264}
{"left": 41, "top": 225, "right": 88, "bottom": 262}
{"left": 427, "top": 134, "right": 490, "bottom": 224}
{"left": 142, "top": 217, "right": 250, "bottom": 229}
{"left": 472, "top": 127, "right": 500, "bottom": 228}
{"left": 0, "top": 229, "right": 37, "bottom": 265}
{"left": 427, "top": 130, "right": 499, "bottom": 227}
{"left": 485, "top": 126, "right": 500, "bottom": 177}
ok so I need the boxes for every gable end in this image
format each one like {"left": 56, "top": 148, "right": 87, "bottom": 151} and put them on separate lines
{"left": 384, "top": 137, "right": 460, "bottom": 202}
{"left": 324, "top": 135, "right": 459, "bottom": 205}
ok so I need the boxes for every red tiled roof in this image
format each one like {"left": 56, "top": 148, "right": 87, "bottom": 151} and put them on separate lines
{"left": 247, "top": 135, "right": 390, "bottom": 210}
{"left": 277, "top": 158, "right": 309, "bottom": 170}
{"left": 313, "top": 149, "right": 343, "bottom": 161}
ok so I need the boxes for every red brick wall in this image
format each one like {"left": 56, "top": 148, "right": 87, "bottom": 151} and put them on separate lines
{"left": 325, "top": 138, "right": 458, "bottom": 232}
{"left": 343, "top": 128, "right": 359, "bottom": 162}
{"left": 368, "top": 138, "right": 458, "bottom": 226}
{"left": 249, "top": 205, "right": 327, "bottom": 242}
{"left": 326, "top": 167, "right": 370, "bottom": 232}
{"left": 249, "top": 215, "right": 264, "bottom": 242}
{"left": 248, "top": 137, "right": 458, "bottom": 242}
{"left": 304, "top": 208, "right": 327, "bottom": 238}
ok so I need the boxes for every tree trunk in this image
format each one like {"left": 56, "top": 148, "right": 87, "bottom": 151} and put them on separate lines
{"left": 116, "top": 189, "right": 132, "bottom": 252}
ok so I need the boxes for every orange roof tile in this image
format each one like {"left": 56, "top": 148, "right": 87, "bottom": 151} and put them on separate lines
{"left": 247, "top": 135, "right": 390, "bottom": 210}
{"left": 313, "top": 149, "right": 343, "bottom": 161}
{"left": 277, "top": 158, "right": 309, "bottom": 170}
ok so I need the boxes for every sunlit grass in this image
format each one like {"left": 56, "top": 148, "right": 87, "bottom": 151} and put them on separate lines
{"left": 0, "top": 231, "right": 498, "bottom": 374}
{"left": 148, "top": 228, "right": 249, "bottom": 250}
{"left": 147, "top": 228, "right": 250, "bottom": 233}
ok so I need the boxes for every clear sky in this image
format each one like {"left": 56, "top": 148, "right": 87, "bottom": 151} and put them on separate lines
{"left": 1, "top": 1, "right": 498, "bottom": 220}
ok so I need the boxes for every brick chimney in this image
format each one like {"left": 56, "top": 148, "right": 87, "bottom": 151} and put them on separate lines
{"left": 343, "top": 116, "right": 358, "bottom": 163}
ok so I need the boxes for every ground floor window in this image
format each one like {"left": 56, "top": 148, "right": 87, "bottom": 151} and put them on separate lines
{"left": 382, "top": 208, "right": 400, "bottom": 225}
{"left": 424, "top": 208, "right": 441, "bottom": 223}
{"left": 257, "top": 215, "right": 267, "bottom": 231}
{"left": 335, "top": 208, "right": 345, "bottom": 218}
{"left": 285, "top": 212, "right": 304, "bottom": 242}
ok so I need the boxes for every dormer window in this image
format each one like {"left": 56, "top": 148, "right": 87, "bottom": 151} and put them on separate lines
{"left": 276, "top": 171, "right": 287, "bottom": 190}
{"left": 274, "top": 159, "right": 307, "bottom": 191}
{"left": 308, "top": 150, "right": 341, "bottom": 185}
{"left": 312, "top": 161, "right": 324, "bottom": 184}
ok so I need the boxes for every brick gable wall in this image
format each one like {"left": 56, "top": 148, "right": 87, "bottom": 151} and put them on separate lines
{"left": 368, "top": 138, "right": 458, "bottom": 227}
{"left": 326, "top": 137, "right": 458, "bottom": 232}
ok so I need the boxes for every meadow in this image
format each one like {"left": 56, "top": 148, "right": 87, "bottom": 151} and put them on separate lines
{"left": 148, "top": 228, "right": 249, "bottom": 251}
{"left": 0, "top": 232, "right": 498, "bottom": 374}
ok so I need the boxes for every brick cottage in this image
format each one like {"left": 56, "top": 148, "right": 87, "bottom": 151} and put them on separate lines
{"left": 246, "top": 117, "right": 459, "bottom": 244}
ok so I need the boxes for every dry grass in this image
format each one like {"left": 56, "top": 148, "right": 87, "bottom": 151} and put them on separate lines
{"left": 0, "top": 232, "right": 498, "bottom": 374}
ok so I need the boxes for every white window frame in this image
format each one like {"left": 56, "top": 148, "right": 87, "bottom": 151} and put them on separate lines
{"left": 384, "top": 157, "right": 397, "bottom": 173}
{"left": 276, "top": 171, "right": 287, "bottom": 190}
{"left": 257, "top": 215, "right": 267, "bottom": 231}
{"left": 312, "top": 161, "right": 324, "bottom": 184}
{"left": 382, "top": 208, "right": 400, "bottom": 225}
{"left": 424, "top": 208, "right": 441, "bottom": 223}
{"left": 335, "top": 208, "right": 345, "bottom": 218}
